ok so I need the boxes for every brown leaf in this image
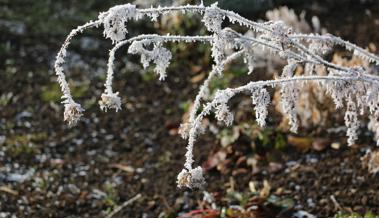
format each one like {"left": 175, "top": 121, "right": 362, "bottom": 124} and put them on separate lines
{"left": 190, "top": 72, "right": 205, "bottom": 83}
{"left": 191, "top": 65, "right": 203, "bottom": 74}
{"left": 232, "top": 168, "right": 248, "bottom": 176}
{"left": 0, "top": 186, "right": 18, "bottom": 196}
{"left": 287, "top": 135, "right": 313, "bottom": 151}
{"left": 203, "top": 150, "right": 227, "bottom": 171}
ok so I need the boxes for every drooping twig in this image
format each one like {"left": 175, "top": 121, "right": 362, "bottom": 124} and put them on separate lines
{"left": 105, "top": 193, "right": 142, "bottom": 218}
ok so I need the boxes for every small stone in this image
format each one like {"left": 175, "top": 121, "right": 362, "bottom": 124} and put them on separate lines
{"left": 331, "top": 142, "right": 341, "bottom": 150}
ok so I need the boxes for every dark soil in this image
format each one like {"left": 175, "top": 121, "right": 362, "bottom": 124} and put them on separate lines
{"left": 271, "top": 146, "right": 379, "bottom": 216}
{"left": 1, "top": 1, "right": 379, "bottom": 218}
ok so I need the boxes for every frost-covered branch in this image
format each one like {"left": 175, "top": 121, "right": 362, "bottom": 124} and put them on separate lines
{"left": 291, "top": 34, "right": 379, "bottom": 64}
{"left": 55, "top": 2, "right": 379, "bottom": 189}
{"left": 100, "top": 34, "right": 212, "bottom": 112}
{"left": 54, "top": 20, "right": 101, "bottom": 126}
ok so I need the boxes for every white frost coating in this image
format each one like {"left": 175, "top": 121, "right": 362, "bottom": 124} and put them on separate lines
{"left": 345, "top": 96, "right": 359, "bottom": 146}
{"left": 63, "top": 99, "right": 84, "bottom": 126}
{"left": 99, "top": 92, "right": 122, "bottom": 112}
{"left": 251, "top": 88, "right": 270, "bottom": 127}
{"left": 98, "top": 4, "right": 137, "bottom": 44}
{"left": 280, "top": 62, "right": 300, "bottom": 132}
{"left": 214, "top": 89, "right": 235, "bottom": 126}
{"left": 54, "top": 20, "right": 100, "bottom": 125}
{"left": 366, "top": 86, "right": 379, "bottom": 145}
{"left": 324, "top": 70, "right": 352, "bottom": 109}
{"left": 128, "top": 40, "right": 172, "bottom": 81}
{"left": 182, "top": 50, "right": 245, "bottom": 140}
{"left": 241, "top": 41, "right": 256, "bottom": 74}
{"left": 202, "top": 3, "right": 224, "bottom": 33}
{"left": 177, "top": 166, "right": 205, "bottom": 189}
{"left": 152, "top": 47, "right": 172, "bottom": 80}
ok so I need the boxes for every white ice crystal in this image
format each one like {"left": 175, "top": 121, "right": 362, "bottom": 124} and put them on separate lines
{"left": 178, "top": 122, "right": 190, "bottom": 139}
{"left": 63, "top": 100, "right": 84, "bottom": 126}
{"left": 280, "top": 62, "right": 300, "bottom": 132}
{"left": 128, "top": 40, "right": 172, "bottom": 80}
{"left": 251, "top": 88, "right": 270, "bottom": 127}
{"left": 99, "top": 92, "right": 122, "bottom": 112}
{"left": 177, "top": 166, "right": 205, "bottom": 189}
{"left": 325, "top": 72, "right": 352, "bottom": 109}
{"left": 99, "top": 4, "right": 137, "bottom": 44}
{"left": 152, "top": 47, "right": 172, "bottom": 80}
{"left": 345, "top": 97, "right": 359, "bottom": 146}
{"left": 213, "top": 89, "right": 235, "bottom": 126}
{"left": 242, "top": 41, "right": 256, "bottom": 74}
{"left": 215, "top": 103, "right": 234, "bottom": 126}
{"left": 202, "top": 3, "right": 223, "bottom": 33}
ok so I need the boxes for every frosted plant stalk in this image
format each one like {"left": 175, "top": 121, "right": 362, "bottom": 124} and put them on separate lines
{"left": 55, "top": 2, "right": 379, "bottom": 188}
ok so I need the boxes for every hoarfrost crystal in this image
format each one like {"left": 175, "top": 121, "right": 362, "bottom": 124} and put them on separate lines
{"left": 251, "top": 88, "right": 270, "bottom": 127}
{"left": 128, "top": 40, "right": 172, "bottom": 81}
{"left": 99, "top": 92, "right": 122, "bottom": 112}
{"left": 99, "top": 4, "right": 137, "bottom": 44}
{"left": 177, "top": 166, "right": 205, "bottom": 189}
{"left": 63, "top": 101, "right": 84, "bottom": 126}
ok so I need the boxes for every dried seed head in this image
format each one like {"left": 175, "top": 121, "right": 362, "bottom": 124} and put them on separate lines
{"left": 99, "top": 92, "right": 122, "bottom": 112}
{"left": 177, "top": 167, "right": 205, "bottom": 189}
{"left": 63, "top": 101, "right": 84, "bottom": 126}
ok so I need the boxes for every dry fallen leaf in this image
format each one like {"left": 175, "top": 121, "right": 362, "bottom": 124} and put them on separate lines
{"left": 232, "top": 168, "right": 248, "bottom": 176}
{"left": 288, "top": 135, "right": 313, "bottom": 151}
{"left": 109, "top": 164, "right": 135, "bottom": 173}
{"left": 191, "top": 65, "right": 203, "bottom": 74}
{"left": 190, "top": 72, "right": 205, "bottom": 83}
{"left": 0, "top": 186, "right": 18, "bottom": 196}
{"left": 203, "top": 150, "right": 227, "bottom": 171}
{"left": 260, "top": 180, "right": 271, "bottom": 199}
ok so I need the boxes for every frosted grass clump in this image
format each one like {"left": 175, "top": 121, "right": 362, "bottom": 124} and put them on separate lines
{"left": 55, "top": 2, "right": 379, "bottom": 189}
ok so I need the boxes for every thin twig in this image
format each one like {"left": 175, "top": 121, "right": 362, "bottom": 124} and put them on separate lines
{"left": 106, "top": 193, "right": 142, "bottom": 218}
{"left": 330, "top": 195, "right": 343, "bottom": 211}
